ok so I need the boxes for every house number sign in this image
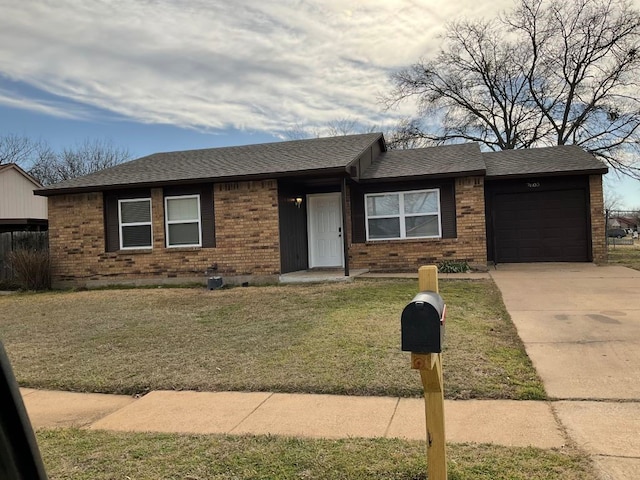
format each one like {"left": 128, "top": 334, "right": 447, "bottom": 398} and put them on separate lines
{"left": 527, "top": 182, "right": 541, "bottom": 188}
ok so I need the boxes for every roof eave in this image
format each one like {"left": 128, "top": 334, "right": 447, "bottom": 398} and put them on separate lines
{"left": 486, "top": 167, "right": 608, "bottom": 180}
{"left": 358, "top": 169, "right": 486, "bottom": 183}
{"left": 0, "top": 163, "right": 43, "bottom": 188}
{"left": 35, "top": 167, "right": 350, "bottom": 196}
{"left": 0, "top": 218, "right": 48, "bottom": 225}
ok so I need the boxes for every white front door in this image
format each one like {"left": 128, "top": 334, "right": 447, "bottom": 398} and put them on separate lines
{"left": 307, "top": 193, "right": 344, "bottom": 268}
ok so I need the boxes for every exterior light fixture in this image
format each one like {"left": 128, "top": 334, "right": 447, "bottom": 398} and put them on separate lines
{"left": 294, "top": 197, "right": 303, "bottom": 208}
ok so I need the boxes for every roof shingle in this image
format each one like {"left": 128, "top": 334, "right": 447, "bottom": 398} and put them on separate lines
{"left": 483, "top": 145, "right": 608, "bottom": 178}
{"left": 37, "top": 133, "right": 384, "bottom": 195}
{"left": 360, "top": 143, "right": 485, "bottom": 181}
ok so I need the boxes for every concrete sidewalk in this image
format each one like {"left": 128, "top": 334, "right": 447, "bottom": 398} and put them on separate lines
{"left": 21, "top": 388, "right": 565, "bottom": 449}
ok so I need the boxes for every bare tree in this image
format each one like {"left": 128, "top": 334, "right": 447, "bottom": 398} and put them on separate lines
{"left": 604, "top": 190, "right": 624, "bottom": 211}
{"left": 386, "top": 118, "right": 448, "bottom": 150}
{"left": 0, "top": 133, "right": 50, "bottom": 166}
{"left": 325, "top": 118, "right": 377, "bottom": 137}
{"left": 283, "top": 118, "right": 379, "bottom": 140}
{"left": 385, "top": 0, "right": 640, "bottom": 177}
{"left": 29, "top": 138, "right": 130, "bottom": 185}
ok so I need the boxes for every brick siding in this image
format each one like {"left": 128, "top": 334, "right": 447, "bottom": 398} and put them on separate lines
{"left": 589, "top": 174, "right": 607, "bottom": 264}
{"left": 49, "top": 172, "right": 602, "bottom": 286}
{"left": 48, "top": 180, "right": 281, "bottom": 287}
{"left": 348, "top": 176, "right": 488, "bottom": 271}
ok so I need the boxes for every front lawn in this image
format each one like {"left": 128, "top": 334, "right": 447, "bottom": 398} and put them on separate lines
{"left": 38, "top": 429, "right": 591, "bottom": 480}
{"left": 608, "top": 239, "right": 640, "bottom": 270}
{"left": 0, "top": 279, "right": 544, "bottom": 399}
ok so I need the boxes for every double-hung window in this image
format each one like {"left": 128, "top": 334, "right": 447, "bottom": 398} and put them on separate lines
{"left": 118, "top": 198, "right": 153, "bottom": 249}
{"left": 365, "top": 189, "right": 441, "bottom": 240}
{"left": 165, "top": 195, "right": 202, "bottom": 247}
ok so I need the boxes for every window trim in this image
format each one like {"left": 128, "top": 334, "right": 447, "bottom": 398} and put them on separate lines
{"left": 118, "top": 198, "right": 153, "bottom": 250}
{"left": 364, "top": 189, "right": 442, "bottom": 241}
{"left": 164, "top": 194, "right": 203, "bottom": 248}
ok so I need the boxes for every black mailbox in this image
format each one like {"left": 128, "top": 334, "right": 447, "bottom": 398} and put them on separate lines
{"left": 401, "top": 291, "right": 446, "bottom": 353}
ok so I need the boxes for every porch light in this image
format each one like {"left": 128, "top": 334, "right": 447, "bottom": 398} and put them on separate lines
{"left": 294, "top": 197, "right": 303, "bottom": 208}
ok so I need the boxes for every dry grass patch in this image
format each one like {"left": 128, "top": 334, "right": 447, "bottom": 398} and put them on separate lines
{"left": 0, "top": 279, "right": 543, "bottom": 399}
{"left": 608, "top": 239, "right": 640, "bottom": 270}
{"left": 37, "top": 429, "right": 592, "bottom": 480}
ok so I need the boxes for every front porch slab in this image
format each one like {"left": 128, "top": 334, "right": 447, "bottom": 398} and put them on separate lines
{"left": 279, "top": 268, "right": 369, "bottom": 284}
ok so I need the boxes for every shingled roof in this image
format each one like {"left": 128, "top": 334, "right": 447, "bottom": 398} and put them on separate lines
{"left": 36, "top": 133, "right": 384, "bottom": 195}
{"left": 36, "top": 134, "right": 609, "bottom": 196}
{"left": 360, "top": 143, "right": 485, "bottom": 181}
{"left": 483, "top": 145, "right": 608, "bottom": 178}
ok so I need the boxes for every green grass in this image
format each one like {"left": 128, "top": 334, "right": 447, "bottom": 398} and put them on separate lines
{"left": 0, "top": 279, "right": 544, "bottom": 399}
{"left": 37, "top": 429, "right": 591, "bottom": 480}
{"left": 608, "top": 240, "right": 640, "bottom": 270}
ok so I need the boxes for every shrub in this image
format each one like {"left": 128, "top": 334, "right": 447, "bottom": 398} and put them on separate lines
{"left": 8, "top": 249, "right": 51, "bottom": 290}
{"left": 437, "top": 260, "right": 470, "bottom": 273}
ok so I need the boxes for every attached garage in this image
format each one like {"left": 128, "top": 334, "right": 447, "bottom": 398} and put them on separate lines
{"left": 483, "top": 147, "right": 608, "bottom": 264}
{"left": 488, "top": 181, "right": 589, "bottom": 263}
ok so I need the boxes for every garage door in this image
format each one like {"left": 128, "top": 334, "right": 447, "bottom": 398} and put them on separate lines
{"left": 492, "top": 189, "right": 589, "bottom": 263}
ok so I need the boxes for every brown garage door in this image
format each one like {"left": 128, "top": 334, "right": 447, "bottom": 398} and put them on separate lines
{"left": 492, "top": 189, "right": 589, "bottom": 263}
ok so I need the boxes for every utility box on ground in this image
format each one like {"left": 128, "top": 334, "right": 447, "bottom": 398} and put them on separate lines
{"left": 207, "top": 276, "right": 223, "bottom": 290}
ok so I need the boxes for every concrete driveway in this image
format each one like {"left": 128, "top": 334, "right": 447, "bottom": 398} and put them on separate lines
{"left": 490, "top": 263, "right": 640, "bottom": 480}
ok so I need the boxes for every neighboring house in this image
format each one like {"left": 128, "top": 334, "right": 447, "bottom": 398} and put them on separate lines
{"left": 35, "top": 133, "right": 608, "bottom": 288}
{"left": 608, "top": 216, "right": 637, "bottom": 231}
{"left": 0, "top": 163, "right": 48, "bottom": 233}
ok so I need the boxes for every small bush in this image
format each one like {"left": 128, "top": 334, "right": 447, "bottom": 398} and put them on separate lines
{"left": 0, "top": 279, "right": 20, "bottom": 290}
{"left": 8, "top": 249, "right": 51, "bottom": 290}
{"left": 437, "top": 260, "right": 470, "bottom": 273}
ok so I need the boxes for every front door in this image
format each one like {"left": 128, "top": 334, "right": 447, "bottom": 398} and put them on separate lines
{"left": 307, "top": 193, "right": 344, "bottom": 268}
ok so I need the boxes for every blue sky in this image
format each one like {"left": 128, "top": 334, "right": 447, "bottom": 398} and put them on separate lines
{"left": 1, "top": 0, "right": 638, "bottom": 208}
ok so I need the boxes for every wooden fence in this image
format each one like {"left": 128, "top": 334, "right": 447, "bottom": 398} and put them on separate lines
{"left": 0, "top": 231, "right": 48, "bottom": 283}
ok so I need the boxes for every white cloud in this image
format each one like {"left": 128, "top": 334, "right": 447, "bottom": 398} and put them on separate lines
{"left": 0, "top": 88, "right": 90, "bottom": 120}
{"left": 0, "top": 0, "right": 518, "bottom": 134}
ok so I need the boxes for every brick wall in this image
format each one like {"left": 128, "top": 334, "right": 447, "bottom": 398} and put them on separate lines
{"left": 589, "top": 174, "right": 607, "bottom": 264}
{"left": 348, "top": 176, "right": 488, "bottom": 271}
{"left": 48, "top": 180, "right": 281, "bottom": 287}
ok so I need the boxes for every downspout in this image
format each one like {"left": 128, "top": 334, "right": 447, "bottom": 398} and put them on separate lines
{"left": 491, "top": 192, "right": 498, "bottom": 269}
{"left": 341, "top": 177, "right": 350, "bottom": 277}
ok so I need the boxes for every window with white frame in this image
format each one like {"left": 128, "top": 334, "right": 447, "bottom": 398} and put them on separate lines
{"left": 165, "top": 195, "right": 202, "bottom": 247}
{"left": 118, "top": 198, "right": 152, "bottom": 249}
{"left": 365, "top": 189, "right": 441, "bottom": 240}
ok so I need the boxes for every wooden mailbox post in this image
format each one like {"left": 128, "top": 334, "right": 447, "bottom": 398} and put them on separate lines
{"left": 407, "top": 265, "right": 447, "bottom": 480}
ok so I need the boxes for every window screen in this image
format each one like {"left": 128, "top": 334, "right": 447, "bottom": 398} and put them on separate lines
{"left": 165, "top": 195, "right": 202, "bottom": 247}
{"left": 118, "top": 199, "right": 152, "bottom": 249}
